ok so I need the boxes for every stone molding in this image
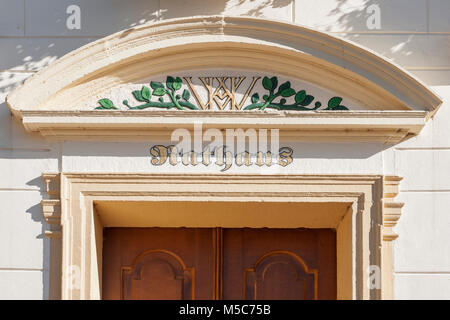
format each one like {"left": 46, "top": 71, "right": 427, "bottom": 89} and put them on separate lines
{"left": 42, "top": 199, "right": 61, "bottom": 238}
{"left": 381, "top": 176, "right": 404, "bottom": 299}
{"left": 41, "top": 173, "right": 61, "bottom": 237}
{"left": 47, "top": 173, "right": 403, "bottom": 300}
{"left": 382, "top": 176, "right": 404, "bottom": 241}
{"left": 38, "top": 174, "right": 403, "bottom": 300}
{"left": 41, "top": 173, "right": 62, "bottom": 300}
{"left": 6, "top": 16, "right": 442, "bottom": 143}
{"left": 20, "top": 109, "right": 426, "bottom": 143}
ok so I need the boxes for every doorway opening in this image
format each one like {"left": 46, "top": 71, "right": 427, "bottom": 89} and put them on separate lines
{"left": 55, "top": 174, "right": 395, "bottom": 299}
{"left": 102, "top": 227, "right": 337, "bottom": 300}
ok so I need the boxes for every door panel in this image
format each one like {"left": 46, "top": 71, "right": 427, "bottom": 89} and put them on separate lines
{"left": 102, "top": 228, "right": 214, "bottom": 300}
{"left": 243, "top": 251, "right": 317, "bottom": 300}
{"left": 102, "top": 227, "right": 336, "bottom": 300}
{"left": 222, "top": 228, "right": 336, "bottom": 300}
{"left": 121, "top": 250, "right": 194, "bottom": 300}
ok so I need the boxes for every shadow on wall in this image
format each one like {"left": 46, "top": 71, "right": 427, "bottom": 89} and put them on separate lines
{"left": 318, "top": 0, "right": 449, "bottom": 85}
{"left": 323, "top": 0, "right": 416, "bottom": 55}
{"left": 323, "top": 0, "right": 381, "bottom": 32}
{"left": 159, "top": 0, "right": 292, "bottom": 19}
{"left": 0, "top": 72, "right": 55, "bottom": 300}
{"left": 0, "top": 0, "right": 294, "bottom": 97}
{"left": 319, "top": 0, "right": 425, "bottom": 33}
{"left": 119, "top": 0, "right": 293, "bottom": 37}
{"left": 3, "top": 0, "right": 439, "bottom": 89}
{"left": 25, "top": 202, "right": 50, "bottom": 300}
{"left": 0, "top": 73, "right": 31, "bottom": 99}
{"left": 0, "top": 147, "right": 57, "bottom": 299}
{"left": 0, "top": 145, "right": 55, "bottom": 300}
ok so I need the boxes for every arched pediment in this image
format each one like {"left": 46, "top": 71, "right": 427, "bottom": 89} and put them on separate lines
{"left": 6, "top": 16, "right": 442, "bottom": 142}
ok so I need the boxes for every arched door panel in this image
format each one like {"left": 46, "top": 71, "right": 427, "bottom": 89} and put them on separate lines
{"left": 122, "top": 250, "right": 193, "bottom": 300}
{"left": 102, "top": 228, "right": 214, "bottom": 300}
{"left": 222, "top": 228, "right": 336, "bottom": 300}
{"left": 244, "top": 251, "right": 318, "bottom": 300}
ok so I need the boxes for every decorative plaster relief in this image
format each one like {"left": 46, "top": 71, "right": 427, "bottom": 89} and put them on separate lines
{"left": 94, "top": 74, "right": 349, "bottom": 112}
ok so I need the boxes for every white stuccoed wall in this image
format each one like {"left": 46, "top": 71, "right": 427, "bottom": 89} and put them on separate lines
{"left": 0, "top": 0, "right": 449, "bottom": 299}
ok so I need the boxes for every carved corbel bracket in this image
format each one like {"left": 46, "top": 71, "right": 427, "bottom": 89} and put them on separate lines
{"left": 382, "top": 176, "right": 404, "bottom": 241}
{"left": 41, "top": 173, "right": 61, "bottom": 238}
{"left": 42, "top": 199, "right": 61, "bottom": 238}
{"left": 41, "top": 173, "right": 62, "bottom": 299}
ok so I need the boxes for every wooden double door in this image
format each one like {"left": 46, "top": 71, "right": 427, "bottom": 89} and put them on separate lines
{"left": 102, "top": 228, "right": 336, "bottom": 300}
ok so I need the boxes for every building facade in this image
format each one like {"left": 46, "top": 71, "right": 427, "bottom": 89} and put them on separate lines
{"left": 0, "top": 0, "right": 449, "bottom": 300}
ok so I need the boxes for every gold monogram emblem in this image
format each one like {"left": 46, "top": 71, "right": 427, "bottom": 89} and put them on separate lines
{"left": 184, "top": 77, "right": 260, "bottom": 110}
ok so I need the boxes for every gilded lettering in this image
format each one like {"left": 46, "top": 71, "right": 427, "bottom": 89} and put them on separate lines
{"left": 168, "top": 145, "right": 178, "bottom": 166}
{"left": 150, "top": 145, "right": 168, "bottom": 165}
{"left": 235, "top": 151, "right": 252, "bottom": 166}
{"left": 202, "top": 149, "right": 211, "bottom": 166}
{"left": 278, "top": 147, "right": 294, "bottom": 167}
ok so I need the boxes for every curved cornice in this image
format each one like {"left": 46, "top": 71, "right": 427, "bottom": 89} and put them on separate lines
{"left": 5, "top": 16, "right": 443, "bottom": 142}
{"left": 7, "top": 16, "right": 441, "bottom": 112}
